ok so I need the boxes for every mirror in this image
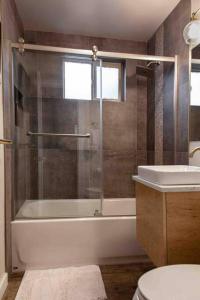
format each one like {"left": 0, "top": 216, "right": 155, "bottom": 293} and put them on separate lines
{"left": 190, "top": 44, "right": 200, "bottom": 166}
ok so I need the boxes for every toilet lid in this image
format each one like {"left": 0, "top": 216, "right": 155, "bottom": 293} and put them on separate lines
{"left": 138, "top": 265, "right": 200, "bottom": 300}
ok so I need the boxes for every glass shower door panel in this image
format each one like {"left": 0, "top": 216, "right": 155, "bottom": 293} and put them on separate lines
{"left": 13, "top": 49, "right": 103, "bottom": 219}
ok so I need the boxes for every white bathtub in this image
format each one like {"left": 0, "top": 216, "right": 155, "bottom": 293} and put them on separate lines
{"left": 12, "top": 198, "right": 145, "bottom": 272}
{"left": 15, "top": 198, "right": 135, "bottom": 219}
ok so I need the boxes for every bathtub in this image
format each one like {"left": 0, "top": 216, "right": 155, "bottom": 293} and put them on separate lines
{"left": 15, "top": 198, "right": 135, "bottom": 219}
{"left": 11, "top": 198, "right": 145, "bottom": 272}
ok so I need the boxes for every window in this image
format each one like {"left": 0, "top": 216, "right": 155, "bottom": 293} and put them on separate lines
{"left": 191, "top": 70, "right": 200, "bottom": 106}
{"left": 64, "top": 59, "right": 125, "bottom": 101}
{"left": 64, "top": 61, "right": 92, "bottom": 100}
{"left": 96, "top": 62, "right": 123, "bottom": 101}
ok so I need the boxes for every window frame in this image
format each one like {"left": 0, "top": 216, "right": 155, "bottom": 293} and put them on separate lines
{"left": 63, "top": 57, "right": 93, "bottom": 101}
{"left": 95, "top": 59, "right": 126, "bottom": 102}
{"left": 63, "top": 56, "right": 126, "bottom": 102}
{"left": 191, "top": 64, "right": 200, "bottom": 107}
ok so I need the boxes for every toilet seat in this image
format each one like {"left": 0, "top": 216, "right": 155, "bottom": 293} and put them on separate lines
{"left": 137, "top": 265, "right": 200, "bottom": 300}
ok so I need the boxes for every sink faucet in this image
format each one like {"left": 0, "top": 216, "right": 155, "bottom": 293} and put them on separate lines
{"left": 189, "top": 146, "right": 200, "bottom": 158}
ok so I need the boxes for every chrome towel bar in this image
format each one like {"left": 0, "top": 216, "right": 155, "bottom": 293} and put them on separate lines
{"left": 27, "top": 131, "right": 90, "bottom": 138}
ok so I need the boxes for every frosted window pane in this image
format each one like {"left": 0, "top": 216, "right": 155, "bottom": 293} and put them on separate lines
{"left": 64, "top": 62, "right": 91, "bottom": 100}
{"left": 97, "top": 67, "right": 119, "bottom": 100}
{"left": 191, "top": 72, "right": 200, "bottom": 106}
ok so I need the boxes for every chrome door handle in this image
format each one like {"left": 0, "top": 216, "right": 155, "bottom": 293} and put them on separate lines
{"left": 0, "top": 138, "right": 13, "bottom": 145}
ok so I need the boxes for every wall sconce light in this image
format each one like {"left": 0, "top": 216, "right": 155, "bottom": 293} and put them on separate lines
{"left": 183, "top": 8, "right": 200, "bottom": 46}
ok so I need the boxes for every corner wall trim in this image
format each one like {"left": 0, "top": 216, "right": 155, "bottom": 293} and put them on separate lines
{"left": 0, "top": 273, "right": 8, "bottom": 299}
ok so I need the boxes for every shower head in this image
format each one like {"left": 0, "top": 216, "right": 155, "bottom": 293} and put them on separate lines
{"left": 146, "top": 61, "right": 161, "bottom": 68}
{"left": 136, "top": 65, "right": 152, "bottom": 77}
{"left": 136, "top": 60, "right": 160, "bottom": 77}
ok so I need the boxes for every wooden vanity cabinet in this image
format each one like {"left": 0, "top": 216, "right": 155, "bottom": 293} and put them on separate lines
{"left": 136, "top": 182, "right": 200, "bottom": 266}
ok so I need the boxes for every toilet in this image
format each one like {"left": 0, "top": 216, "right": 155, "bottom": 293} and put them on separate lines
{"left": 133, "top": 265, "right": 200, "bottom": 300}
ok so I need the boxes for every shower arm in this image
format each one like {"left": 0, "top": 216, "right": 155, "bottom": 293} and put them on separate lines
{"left": 27, "top": 131, "right": 91, "bottom": 138}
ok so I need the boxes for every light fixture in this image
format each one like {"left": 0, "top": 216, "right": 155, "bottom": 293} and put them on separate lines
{"left": 183, "top": 8, "right": 200, "bottom": 46}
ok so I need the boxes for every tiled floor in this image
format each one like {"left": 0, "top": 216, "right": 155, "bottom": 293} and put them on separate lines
{"left": 100, "top": 262, "right": 154, "bottom": 300}
{"left": 2, "top": 262, "right": 154, "bottom": 300}
{"left": 2, "top": 274, "right": 22, "bottom": 300}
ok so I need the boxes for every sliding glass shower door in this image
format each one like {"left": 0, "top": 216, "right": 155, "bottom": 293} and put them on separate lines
{"left": 13, "top": 48, "right": 103, "bottom": 219}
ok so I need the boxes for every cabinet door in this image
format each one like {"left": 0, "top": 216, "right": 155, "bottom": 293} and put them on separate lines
{"left": 167, "top": 192, "right": 200, "bottom": 264}
{"left": 136, "top": 182, "right": 167, "bottom": 266}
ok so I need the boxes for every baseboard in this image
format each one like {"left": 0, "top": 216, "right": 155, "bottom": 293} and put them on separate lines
{"left": 0, "top": 273, "right": 8, "bottom": 300}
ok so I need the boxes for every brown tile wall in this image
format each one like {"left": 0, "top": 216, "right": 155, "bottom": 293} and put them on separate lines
{"left": 154, "top": 26, "right": 164, "bottom": 165}
{"left": 147, "top": 0, "right": 191, "bottom": 165}
{"left": 13, "top": 50, "right": 37, "bottom": 213}
{"left": 190, "top": 106, "right": 200, "bottom": 141}
{"left": 103, "top": 60, "right": 148, "bottom": 197}
{"left": 192, "top": 45, "right": 200, "bottom": 58}
{"left": 24, "top": 31, "right": 147, "bottom": 55}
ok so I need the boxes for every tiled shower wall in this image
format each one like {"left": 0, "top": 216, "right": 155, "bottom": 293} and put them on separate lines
{"left": 147, "top": 0, "right": 191, "bottom": 165}
{"left": 22, "top": 32, "right": 148, "bottom": 199}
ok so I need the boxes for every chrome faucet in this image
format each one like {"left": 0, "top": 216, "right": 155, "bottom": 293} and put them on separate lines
{"left": 189, "top": 146, "right": 200, "bottom": 158}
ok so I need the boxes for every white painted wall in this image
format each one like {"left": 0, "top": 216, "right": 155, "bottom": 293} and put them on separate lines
{"left": 0, "top": 71, "right": 7, "bottom": 299}
{"left": 0, "top": 7, "right": 7, "bottom": 298}
{"left": 0, "top": 110, "right": 7, "bottom": 299}
{"left": 0, "top": 80, "right": 7, "bottom": 298}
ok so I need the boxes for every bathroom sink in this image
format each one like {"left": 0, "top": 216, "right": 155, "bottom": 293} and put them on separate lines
{"left": 138, "top": 165, "right": 200, "bottom": 185}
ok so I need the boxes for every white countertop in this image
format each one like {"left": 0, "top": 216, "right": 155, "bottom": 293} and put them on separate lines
{"left": 132, "top": 175, "right": 200, "bottom": 192}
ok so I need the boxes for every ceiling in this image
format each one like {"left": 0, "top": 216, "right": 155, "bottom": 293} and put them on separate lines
{"left": 15, "top": 0, "right": 181, "bottom": 42}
